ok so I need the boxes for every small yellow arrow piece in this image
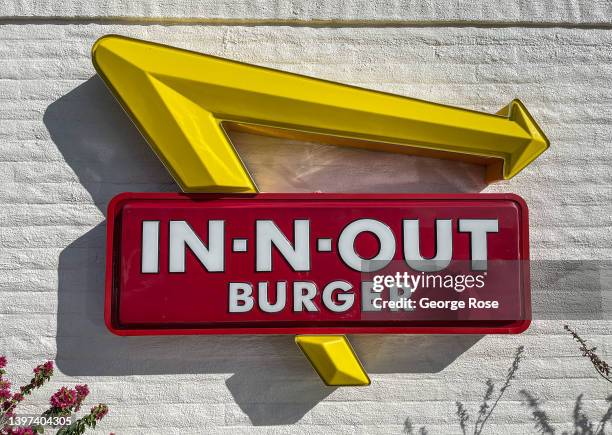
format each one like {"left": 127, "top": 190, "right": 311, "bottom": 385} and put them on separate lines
{"left": 92, "top": 35, "right": 548, "bottom": 190}
{"left": 295, "top": 335, "right": 370, "bottom": 386}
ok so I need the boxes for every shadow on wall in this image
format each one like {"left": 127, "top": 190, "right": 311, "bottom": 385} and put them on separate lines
{"left": 44, "top": 75, "right": 486, "bottom": 425}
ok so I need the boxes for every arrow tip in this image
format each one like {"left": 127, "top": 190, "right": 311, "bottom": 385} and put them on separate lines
{"left": 494, "top": 99, "right": 549, "bottom": 181}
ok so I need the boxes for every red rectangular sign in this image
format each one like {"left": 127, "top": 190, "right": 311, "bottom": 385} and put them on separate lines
{"left": 105, "top": 193, "right": 530, "bottom": 335}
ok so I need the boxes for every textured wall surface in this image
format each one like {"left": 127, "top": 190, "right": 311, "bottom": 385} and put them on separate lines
{"left": 0, "top": 2, "right": 611, "bottom": 434}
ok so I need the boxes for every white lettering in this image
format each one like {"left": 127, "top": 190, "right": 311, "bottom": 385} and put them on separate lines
{"left": 169, "top": 220, "right": 224, "bottom": 272}
{"left": 229, "top": 283, "right": 254, "bottom": 312}
{"left": 338, "top": 219, "right": 395, "bottom": 272}
{"left": 458, "top": 219, "right": 499, "bottom": 270}
{"left": 322, "top": 281, "right": 354, "bottom": 312}
{"left": 141, "top": 221, "right": 159, "bottom": 273}
{"left": 256, "top": 220, "right": 310, "bottom": 272}
{"left": 403, "top": 219, "right": 452, "bottom": 272}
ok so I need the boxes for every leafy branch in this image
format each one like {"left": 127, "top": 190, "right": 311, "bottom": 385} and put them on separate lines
{"left": 0, "top": 356, "right": 110, "bottom": 434}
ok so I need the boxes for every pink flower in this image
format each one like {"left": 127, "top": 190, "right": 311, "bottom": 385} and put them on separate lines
{"left": 0, "top": 355, "right": 7, "bottom": 368}
{"left": 75, "top": 384, "right": 89, "bottom": 399}
{"left": 50, "top": 387, "right": 77, "bottom": 410}
{"left": 34, "top": 361, "right": 53, "bottom": 376}
{"left": 0, "top": 388, "right": 11, "bottom": 399}
{"left": 73, "top": 384, "right": 89, "bottom": 411}
{"left": 12, "top": 392, "right": 24, "bottom": 402}
{"left": 91, "top": 403, "right": 109, "bottom": 420}
{"left": 0, "top": 380, "right": 10, "bottom": 389}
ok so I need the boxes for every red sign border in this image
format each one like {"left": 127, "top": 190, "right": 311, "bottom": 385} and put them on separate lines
{"left": 105, "top": 192, "right": 531, "bottom": 336}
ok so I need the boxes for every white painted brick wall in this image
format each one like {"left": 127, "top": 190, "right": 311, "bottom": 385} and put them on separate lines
{"left": 0, "top": 2, "right": 611, "bottom": 434}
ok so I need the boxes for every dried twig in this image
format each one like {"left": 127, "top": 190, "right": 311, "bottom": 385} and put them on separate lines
{"left": 564, "top": 325, "right": 611, "bottom": 384}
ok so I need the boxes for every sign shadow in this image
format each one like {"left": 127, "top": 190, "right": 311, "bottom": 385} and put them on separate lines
{"left": 45, "top": 75, "right": 486, "bottom": 425}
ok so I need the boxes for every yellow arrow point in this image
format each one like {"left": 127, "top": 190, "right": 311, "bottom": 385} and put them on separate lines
{"left": 496, "top": 99, "right": 550, "bottom": 180}
{"left": 296, "top": 335, "right": 370, "bottom": 386}
{"left": 92, "top": 34, "right": 549, "bottom": 188}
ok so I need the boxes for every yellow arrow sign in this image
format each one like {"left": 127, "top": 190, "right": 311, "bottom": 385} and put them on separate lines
{"left": 92, "top": 35, "right": 548, "bottom": 193}
{"left": 92, "top": 34, "right": 547, "bottom": 387}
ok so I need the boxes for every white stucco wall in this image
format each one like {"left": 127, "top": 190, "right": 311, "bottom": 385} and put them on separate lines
{"left": 0, "top": 2, "right": 611, "bottom": 434}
